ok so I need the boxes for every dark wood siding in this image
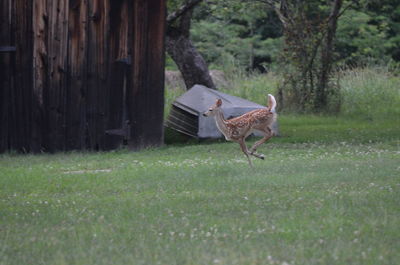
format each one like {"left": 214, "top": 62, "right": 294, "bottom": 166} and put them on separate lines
{"left": 0, "top": 0, "right": 34, "bottom": 152}
{"left": 0, "top": 0, "right": 13, "bottom": 152}
{"left": 0, "top": 0, "right": 165, "bottom": 153}
{"left": 129, "top": 0, "right": 166, "bottom": 150}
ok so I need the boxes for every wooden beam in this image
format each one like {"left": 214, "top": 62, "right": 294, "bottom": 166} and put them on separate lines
{"left": 0, "top": 46, "right": 16, "bottom": 52}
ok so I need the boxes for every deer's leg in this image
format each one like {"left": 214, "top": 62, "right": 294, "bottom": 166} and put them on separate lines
{"left": 249, "top": 129, "right": 273, "bottom": 159}
{"left": 238, "top": 138, "right": 253, "bottom": 167}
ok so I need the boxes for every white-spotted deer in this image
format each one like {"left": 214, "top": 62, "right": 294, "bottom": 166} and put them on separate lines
{"left": 203, "top": 94, "right": 277, "bottom": 167}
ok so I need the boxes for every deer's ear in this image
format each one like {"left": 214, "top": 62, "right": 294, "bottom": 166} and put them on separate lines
{"left": 216, "top": 99, "right": 222, "bottom": 106}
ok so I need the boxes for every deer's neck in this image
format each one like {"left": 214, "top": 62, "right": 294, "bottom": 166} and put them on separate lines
{"left": 214, "top": 109, "right": 230, "bottom": 139}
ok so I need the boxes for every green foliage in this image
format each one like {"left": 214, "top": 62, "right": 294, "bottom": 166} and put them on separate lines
{"left": 167, "top": 0, "right": 185, "bottom": 12}
{"left": 259, "top": 0, "right": 343, "bottom": 113}
{"left": 167, "top": 0, "right": 400, "bottom": 113}
{"left": 165, "top": 54, "right": 178, "bottom": 70}
{"left": 365, "top": 0, "right": 400, "bottom": 62}
{"left": 191, "top": 1, "right": 281, "bottom": 71}
{"left": 336, "top": 10, "right": 390, "bottom": 65}
{"left": 184, "top": 0, "right": 400, "bottom": 70}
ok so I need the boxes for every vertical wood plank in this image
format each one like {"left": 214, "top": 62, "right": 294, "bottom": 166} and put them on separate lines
{"left": 66, "top": 0, "right": 88, "bottom": 150}
{"left": 104, "top": 0, "right": 129, "bottom": 149}
{"left": 86, "top": 0, "right": 109, "bottom": 150}
{"left": 33, "top": 0, "right": 47, "bottom": 112}
{"left": 11, "top": 0, "right": 34, "bottom": 152}
{"left": 0, "top": 0, "right": 12, "bottom": 152}
{"left": 147, "top": 0, "right": 166, "bottom": 141}
{"left": 44, "top": 0, "right": 69, "bottom": 152}
{"left": 128, "top": 0, "right": 166, "bottom": 150}
{"left": 32, "top": 0, "right": 48, "bottom": 152}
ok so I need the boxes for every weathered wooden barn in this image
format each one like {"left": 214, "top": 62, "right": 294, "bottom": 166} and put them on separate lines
{"left": 0, "top": 0, "right": 165, "bottom": 153}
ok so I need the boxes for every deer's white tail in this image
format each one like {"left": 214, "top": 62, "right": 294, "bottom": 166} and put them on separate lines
{"left": 268, "top": 94, "right": 276, "bottom": 113}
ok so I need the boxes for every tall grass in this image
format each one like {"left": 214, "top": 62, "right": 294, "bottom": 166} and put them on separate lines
{"left": 209, "top": 65, "right": 400, "bottom": 119}
{"left": 220, "top": 72, "right": 279, "bottom": 107}
{"left": 164, "top": 85, "right": 184, "bottom": 120}
{"left": 339, "top": 66, "right": 400, "bottom": 119}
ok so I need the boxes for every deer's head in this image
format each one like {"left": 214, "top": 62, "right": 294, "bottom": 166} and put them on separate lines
{"left": 203, "top": 99, "right": 222, "bottom": 117}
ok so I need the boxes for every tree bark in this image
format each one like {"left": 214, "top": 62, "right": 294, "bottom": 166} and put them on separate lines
{"left": 315, "top": 0, "right": 343, "bottom": 111}
{"left": 166, "top": 5, "right": 215, "bottom": 90}
{"left": 265, "top": 0, "right": 344, "bottom": 112}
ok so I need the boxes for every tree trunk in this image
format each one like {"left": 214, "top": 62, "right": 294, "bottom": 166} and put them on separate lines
{"left": 269, "top": 0, "right": 344, "bottom": 112}
{"left": 166, "top": 8, "right": 215, "bottom": 90}
{"left": 315, "top": 0, "right": 342, "bottom": 111}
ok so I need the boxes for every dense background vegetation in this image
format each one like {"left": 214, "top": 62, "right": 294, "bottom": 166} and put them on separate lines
{"left": 181, "top": 0, "right": 400, "bottom": 72}
{"left": 166, "top": 0, "right": 400, "bottom": 113}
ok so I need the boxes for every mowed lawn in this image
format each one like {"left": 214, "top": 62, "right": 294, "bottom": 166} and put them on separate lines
{"left": 0, "top": 116, "right": 399, "bottom": 265}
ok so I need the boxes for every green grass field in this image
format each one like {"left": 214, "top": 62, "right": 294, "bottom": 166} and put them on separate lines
{"left": 1, "top": 115, "right": 399, "bottom": 265}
